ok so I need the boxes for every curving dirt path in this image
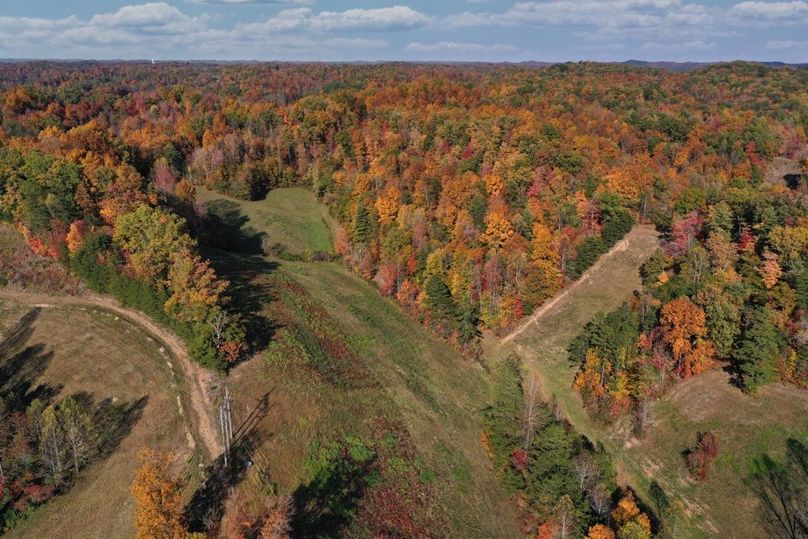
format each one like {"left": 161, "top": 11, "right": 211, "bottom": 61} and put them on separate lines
{"left": 0, "top": 287, "right": 222, "bottom": 461}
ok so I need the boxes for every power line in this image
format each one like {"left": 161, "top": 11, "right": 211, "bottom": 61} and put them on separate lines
{"left": 219, "top": 383, "right": 233, "bottom": 466}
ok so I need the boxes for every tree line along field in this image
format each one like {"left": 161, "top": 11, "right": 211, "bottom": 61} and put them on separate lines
{"left": 497, "top": 224, "right": 808, "bottom": 538}
{"left": 197, "top": 187, "right": 519, "bottom": 537}
{"left": 0, "top": 61, "right": 806, "bottom": 537}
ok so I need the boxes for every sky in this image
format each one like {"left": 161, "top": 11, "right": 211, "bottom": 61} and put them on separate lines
{"left": 0, "top": 1, "right": 806, "bottom": 63}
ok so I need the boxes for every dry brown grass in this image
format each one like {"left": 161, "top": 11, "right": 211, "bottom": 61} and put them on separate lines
{"left": 622, "top": 369, "right": 808, "bottom": 538}
{"left": 1, "top": 299, "right": 192, "bottom": 539}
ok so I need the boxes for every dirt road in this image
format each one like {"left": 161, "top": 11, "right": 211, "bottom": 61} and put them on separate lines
{"left": 0, "top": 288, "right": 222, "bottom": 460}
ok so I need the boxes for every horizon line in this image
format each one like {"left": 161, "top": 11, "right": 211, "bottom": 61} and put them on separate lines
{"left": 0, "top": 58, "right": 806, "bottom": 67}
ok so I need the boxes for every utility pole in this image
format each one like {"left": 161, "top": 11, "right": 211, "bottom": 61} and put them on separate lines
{"left": 219, "top": 383, "right": 233, "bottom": 466}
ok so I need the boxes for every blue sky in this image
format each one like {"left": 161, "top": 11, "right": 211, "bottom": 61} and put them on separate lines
{"left": 0, "top": 1, "right": 806, "bottom": 62}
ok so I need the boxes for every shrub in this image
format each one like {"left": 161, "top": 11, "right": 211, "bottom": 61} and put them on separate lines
{"left": 686, "top": 431, "right": 718, "bottom": 481}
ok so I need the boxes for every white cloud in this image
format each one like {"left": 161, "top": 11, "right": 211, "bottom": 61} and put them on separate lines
{"left": 323, "top": 37, "right": 389, "bottom": 49}
{"left": 732, "top": 1, "right": 808, "bottom": 19}
{"left": 188, "top": 0, "right": 312, "bottom": 4}
{"left": 238, "top": 5, "right": 431, "bottom": 36}
{"left": 403, "top": 40, "right": 534, "bottom": 61}
{"left": 0, "top": 0, "right": 803, "bottom": 61}
{"left": 89, "top": 3, "right": 189, "bottom": 27}
{"left": 445, "top": 0, "right": 802, "bottom": 47}
{"left": 446, "top": 1, "right": 688, "bottom": 28}
{"left": 641, "top": 39, "right": 718, "bottom": 50}
{"left": 766, "top": 40, "right": 808, "bottom": 49}
{"left": 0, "top": 3, "right": 212, "bottom": 53}
{"left": 0, "top": 3, "right": 288, "bottom": 58}
{"left": 405, "top": 41, "right": 519, "bottom": 53}
{"left": 0, "top": 2, "right": 419, "bottom": 60}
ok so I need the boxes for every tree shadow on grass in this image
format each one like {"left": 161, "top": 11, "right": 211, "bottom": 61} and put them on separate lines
{"left": 290, "top": 448, "right": 377, "bottom": 538}
{"left": 56, "top": 390, "right": 149, "bottom": 461}
{"left": 92, "top": 395, "right": 149, "bottom": 458}
{"left": 0, "top": 306, "right": 40, "bottom": 358}
{"left": 206, "top": 248, "right": 281, "bottom": 358}
{"left": 185, "top": 392, "right": 275, "bottom": 534}
{"left": 720, "top": 361, "right": 745, "bottom": 390}
{"left": 202, "top": 199, "right": 266, "bottom": 255}
{"left": 745, "top": 438, "right": 808, "bottom": 539}
{"left": 0, "top": 307, "right": 59, "bottom": 411}
{"left": 199, "top": 200, "right": 282, "bottom": 357}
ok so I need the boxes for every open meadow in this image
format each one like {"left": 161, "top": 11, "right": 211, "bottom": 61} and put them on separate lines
{"left": 0, "top": 297, "right": 195, "bottom": 538}
{"left": 199, "top": 188, "right": 520, "bottom": 537}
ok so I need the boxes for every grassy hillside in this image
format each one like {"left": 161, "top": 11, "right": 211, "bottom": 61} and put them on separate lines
{"left": 200, "top": 188, "right": 520, "bottom": 537}
{"left": 495, "top": 225, "right": 808, "bottom": 538}
{"left": 0, "top": 299, "right": 193, "bottom": 539}
{"left": 623, "top": 370, "right": 807, "bottom": 537}
{"left": 198, "top": 187, "right": 335, "bottom": 256}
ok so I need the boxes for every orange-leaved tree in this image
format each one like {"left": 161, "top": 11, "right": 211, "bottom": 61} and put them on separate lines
{"left": 659, "top": 297, "right": 714, "bottom": 378}
{"left": 131, "top": 448, "right": 186, "bottom": 539}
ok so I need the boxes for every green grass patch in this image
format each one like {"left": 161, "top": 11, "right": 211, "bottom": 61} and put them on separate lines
{"left": 198, "top": 187, "right": 335, "bottom": 256}
{"left": 210, "top": 191, "right": 520, "bottom": 537}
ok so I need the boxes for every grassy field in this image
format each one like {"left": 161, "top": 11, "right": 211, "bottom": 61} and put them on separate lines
{"left": 201, "top": 188, "right": 520, "bottom": 537}
{"left": 198, "top": 187, "right": 336, "bottom": 256}
{"left": 624, "top": 370, "right": 808, "bottom": 537}
{"left": 496, "top": 225, "right": 808, "bottom": 538}
{"left": 0, "top": 299, "right": 192, "bottom": 539}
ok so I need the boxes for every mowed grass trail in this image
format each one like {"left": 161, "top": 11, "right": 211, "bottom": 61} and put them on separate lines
{"left": 201, "top": 188, "right": 520, "bottom": 537}
{"left": 495, "top": 225, "right": 808, "bottom": 538}
{"left": 0, "top": 299, "right": 193, "bottom": 539}
{"left": 493, "top": 225, "right": 661, "bottom": 445}
{"left": 198, "top": 187, "right": 335, "bottom": 255}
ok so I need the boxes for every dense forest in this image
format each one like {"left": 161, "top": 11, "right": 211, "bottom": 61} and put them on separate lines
{"left": 0, "top": 61, "right": 805, "bottom": 356}
{"left": 0, "top": 63, "right": 808, "bottom": 354}
{"left": 0, "top": 61, "right": 806, "bottom": 536}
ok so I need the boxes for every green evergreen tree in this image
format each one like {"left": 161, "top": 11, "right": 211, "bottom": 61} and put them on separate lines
{"left": 707, "top": 201, "right": 734, "bottom": 236}
{"left": 733, "top": 307, "right": 784, "bottom": 392}
{"left": 455, "top": 297, "right": 479, "bottom": 344}
{"left": 424, "top": 273, "right": 456, "bottom": 322}
{"left": 469, "top": 193, "right": 487, "bottom": 230}
{"left": 568, "top": 236, "right": 606, "bottom": 279}
{"left": 705, "top": 295, "right": 741, "bottom": 358}
{"left": 794, "top": 270, "right": 808, "bottom": 311}
{"left": 640, "top": 249, "right": 670, "bottom": 286}
{"left": 602, "top": 209, "right": 634, "bottom": 247}
{"left": 352, "top": 204, "right": 371, "bottom": 244}
{"left": 484, "top": 355, "right": 524, "bottom": 484}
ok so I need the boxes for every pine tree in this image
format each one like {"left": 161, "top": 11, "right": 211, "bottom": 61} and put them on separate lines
{"left": 794, "top": 270, "right": 808, "bottom": 311}
{"left": 484, "top": 356, "right": 524, "bottom": 474}
{"left": 352, "top": 204, "right": 371, "bottom": 244}
{"left": 455, "top": 296, "right": 479, "bottom": 343}
{"left": 705, "top": 295, "right": 740, "bottom": 358}
{"left": 424, "top": 272, "right": 456, "bottom": 322}
{"left": 733, "top": 307, "right": 784, "bottom": 393}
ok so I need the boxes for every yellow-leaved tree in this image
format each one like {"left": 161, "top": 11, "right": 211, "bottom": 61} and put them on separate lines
{"left": 131, "top": 448, "right": 186, "bottom": 539}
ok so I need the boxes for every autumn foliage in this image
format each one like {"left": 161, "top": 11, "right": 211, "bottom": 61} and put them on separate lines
{"left": 686, "top": 431, "right": 719, "bottom": 481}
{"left": 131, "top": 449, "right": 186, "bottom": 539}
